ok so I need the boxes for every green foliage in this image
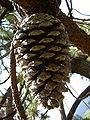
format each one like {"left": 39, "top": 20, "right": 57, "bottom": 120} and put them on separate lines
{"left": 69, "top": 46, "right": 82, "bottom": 57}
{"left": 79, "top": 24, "right": 90, "bottom": 35}
{"left": 88, "top": 101, "right": 90, "bottom": 105}
{"left": 17, "top": 72, "right": 24, "bottom": 85}
{"left": 27, "top": 94, "right": 40, "bottom": 119}
{"left": 83, "top": 110, "right": 90, "bottom": 120}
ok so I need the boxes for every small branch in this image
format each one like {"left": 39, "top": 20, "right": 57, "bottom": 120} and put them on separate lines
{"left": 73, "top": 8, "right": 90, "bottom": 16}
{"left": 10, "top": 45, "right": 27, "bottom": 120}
{"left": 65, "top": 0, "right": 73, "bottom": 18}
{"left": 40, "top": 110, "right": 48, "bottom": 120}
{"left": 59, "top": 101, "right": 66, "bottom": 120}
{"left": 73, "top": 17, "right": 90, "bottom": 21}
{"left": 66, "top": 85, "right": 90, "bottom": 120}
{"left": 1, "top": 58, "right": 9, "bottom": 73}
{"left": 74, "top": 21, "right": 90, "bottom": 26}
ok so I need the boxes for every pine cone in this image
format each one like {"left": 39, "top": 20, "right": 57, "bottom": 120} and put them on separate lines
{"left": 13, "top": 13, "right": 71, "bottom": 109}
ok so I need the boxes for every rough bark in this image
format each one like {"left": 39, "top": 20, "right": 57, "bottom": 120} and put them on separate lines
{"left": 12, "top": 0, "right": 59, "bottom": 16}
{"left": 71, "top": 55, "right": 90, "bottom": 79}
{"left": 57, "top": 11, "right": 90, "bottom": 56}
{"left": 10, "top": 45, "right": 27, "bottom": 120}
{"left": 0, "top": 0, "right": 14, "bottom": 11}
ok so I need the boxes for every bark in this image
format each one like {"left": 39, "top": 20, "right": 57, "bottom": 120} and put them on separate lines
{"left": 71, "top": 55, "right": 90, "bottom": 79}
{"left": 12, "top": 0, "right": 59, "bottom": 16}
{"left": 57, "top": 11, "right": 90, "bottom": 56}
{"left": 59, "top": 102, "right": 66, "bottom": 120}
{"left": 10, "top": 45, "right": 27, "bottom": 120}
{"left": 0, "top": 0, "right": 14, "bottom": 11}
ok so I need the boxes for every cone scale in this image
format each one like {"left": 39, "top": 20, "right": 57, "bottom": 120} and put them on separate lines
{"left": 13, "top": 13, "right": 71, "bottom": 109}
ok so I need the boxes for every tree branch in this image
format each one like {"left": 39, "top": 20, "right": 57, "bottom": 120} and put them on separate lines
{"left": 57, "top": 10, "right": 90, "bottom": 56}
{"left": 12, "top": 0, "right": 59, "bottom": 16}
{"left": 59, "top": 102, "right": 66, "bottom": 120}
{"left": 66, "top": 85, "right": 90, "bottom": 120}
{"left": 0, "top": 0, "right": 14, "bottom": 11}
{"left": 10, "top": 45, "right": 27, "bottom": 120}
{"left": 71, "top": 55, "right": 90, "bottom": 79}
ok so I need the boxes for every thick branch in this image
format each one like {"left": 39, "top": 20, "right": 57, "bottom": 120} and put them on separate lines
{"left": 66, "top": 85, "right": 90, "bottom": 120}
{"left": 0, "top": 0, "right": 14, "bottom": 11}
{"left": 12, "top": 0, "right": 59, "bottom": 16}
{"left": 71, "top": 55, "right": 90, "bottom": 79}
{"left": 57, "top": 11, "right": 90, "bottom": 55}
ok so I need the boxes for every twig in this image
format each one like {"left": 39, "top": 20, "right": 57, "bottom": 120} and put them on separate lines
{"left": 74, "top": 21, "right": 90, "bottom": 26}
{"left": 73, "top": 8, "right": 90, "bottom": 16}
{"left": 1, "top": 58, "right": 9, "bottom": 73}
{"left": 0, "top": 76, "right": 10, "bottom": 85}
{"left": 73, "top": 17, "right": 90, "bottom": 21}
{"left": 65, "top": 0, "right": 73, "bottom": 19}
{"left": 40, "top": 110, "right": 48, "bottom": 120}
{"left": 10, "top": 44, "right": 27, "bottom": 120}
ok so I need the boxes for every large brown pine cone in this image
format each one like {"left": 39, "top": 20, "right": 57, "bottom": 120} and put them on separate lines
{"left": 13, "top": 13, "right": 71, "bottom": 109}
